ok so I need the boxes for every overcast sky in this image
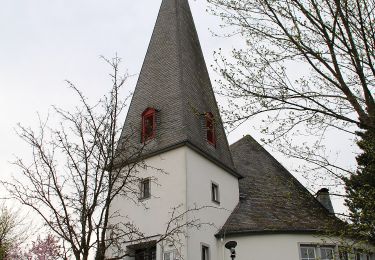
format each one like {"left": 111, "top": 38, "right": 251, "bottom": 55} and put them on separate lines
{"left": 0, "top": 0, "right": 237, "bottom": 182}
{"left": 0, "top": 0, "right": 353, "bottom": 213}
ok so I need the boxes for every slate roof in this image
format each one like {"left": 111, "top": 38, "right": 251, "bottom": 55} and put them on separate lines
{"left": 116, "top": 0, "right": 238, "bottom": 176}
{"left": 218, "top": 135, "right": 340, "bottom": 236}
{"left": 115, "top": 0, "right": 343, "bottom": 237}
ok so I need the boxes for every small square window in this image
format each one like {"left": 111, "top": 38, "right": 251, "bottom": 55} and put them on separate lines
{"left": 211, "top": 182, "right": 220, "bottom": 204}
{"left": 163, "top": 250, "right": 178, "bottom": 260}
{"left": 135, "top": 246, "right": 156, "bottom": 260}
{"left": 338, "top": 249, "right": 371, "bottom": 260}
{"left": 339, "top": 250, "right": 349, "bottom": 260}
{"left": 300, "top": 245, "right": 335, "bottom": 260}
{"left": 140, "top": 178, "right": 151, "bottom": 200}
{"left": 164, "top": 252, "right": 172, "bottom": 260}
{"left": 201, "top": 245, "right": 209, "bottom": 260}
{"left": 300, "top": 246, "right": 316, "bottom": 260}
{"left": 320, "top": 247, "right": 334, "bottom": 260}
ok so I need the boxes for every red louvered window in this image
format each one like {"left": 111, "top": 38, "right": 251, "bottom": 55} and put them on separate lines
{"left": 205, "top": 112, "right": 216, "bottom": 146}
{"left": 142, "top": 108, "right": 156, "bottom": 143}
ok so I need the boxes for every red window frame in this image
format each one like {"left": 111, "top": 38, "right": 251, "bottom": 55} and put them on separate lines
{"left": 142, "top": 108, "right": 156, "bottom": 143}
{"left": 205, "top": 112, "right": 216, "bottom": 146}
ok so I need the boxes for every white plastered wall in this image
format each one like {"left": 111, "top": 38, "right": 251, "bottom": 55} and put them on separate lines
{"left": 109, "top": 146, "right": 189, "bottom": 260}
{"left": 185, "top": 147, "right": 240, "bottom": 260}
{"left": 218, "top": 234, "right": 375, "bottom": 260}
{"left": 108, "top": 145, "right": 375, "bottom": 260}
{"left": 109, "top": 146, "right": 240, "bottom": 260}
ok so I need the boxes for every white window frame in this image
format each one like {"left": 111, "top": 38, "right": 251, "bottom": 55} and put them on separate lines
{"left": 299, "top": 244, "right": 335, "bottom": 260}
{"left": 163, "top": 250, "right": 178, "bottom": 260}
{"left": 300, "top": 245, "right": 317, "bottom": 260}
{"left": 320, "top": 247, "right": 335, "bottom": 260}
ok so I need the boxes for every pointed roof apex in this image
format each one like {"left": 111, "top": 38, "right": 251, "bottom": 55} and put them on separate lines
{"left": 117, "top": 0, "right": 238, "bottom": 176}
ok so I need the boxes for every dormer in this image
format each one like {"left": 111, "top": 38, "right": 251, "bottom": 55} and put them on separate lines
{"left": 205, "top": 112, "right": 216, "bottom": 146}
{"left": 142, "top": 107, "right": 156, "bottom": 143}
{"left": 115, "top": 0, "right": 238, "bottom": 175}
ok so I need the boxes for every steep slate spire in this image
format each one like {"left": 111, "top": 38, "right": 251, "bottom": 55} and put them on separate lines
{"left": 117, "top": 0, "right": 238, "bottom": 175}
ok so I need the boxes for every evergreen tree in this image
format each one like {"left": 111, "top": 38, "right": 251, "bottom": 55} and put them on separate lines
{"left": 345, "top": 129, "right": 375, "bottom": 241}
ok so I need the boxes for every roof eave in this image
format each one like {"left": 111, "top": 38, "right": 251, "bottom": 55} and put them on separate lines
{"left": 215, "top": 229, "right": 326, "bottom": 238}
{"left": 113, "top": 140, "right": 243, "bottom": 179}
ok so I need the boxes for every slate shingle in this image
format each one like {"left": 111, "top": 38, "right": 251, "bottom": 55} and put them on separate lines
{"left": 116, "top": 0, "right": 237, "bottom": 176}
{"left": 218, "top": 135, "right": 340, "bottom": 236}
{"left": 117, "top": 0, "right": 341, "bottom": 236}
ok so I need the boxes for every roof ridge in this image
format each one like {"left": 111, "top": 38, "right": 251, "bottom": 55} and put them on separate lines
{"left": 176, "top": 0, "right": 189, "bottom": 140}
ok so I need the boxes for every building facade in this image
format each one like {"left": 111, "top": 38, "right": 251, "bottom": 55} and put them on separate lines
{"left": 109, "top": 0, "right": 375, "bottom": 259}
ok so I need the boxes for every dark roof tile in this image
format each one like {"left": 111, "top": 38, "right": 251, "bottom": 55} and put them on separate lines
{"left": 116, "top": 0, "right": 236, "bottom": 174}
{"left": 218, "top": 135, "right": 340, "bottom": 236}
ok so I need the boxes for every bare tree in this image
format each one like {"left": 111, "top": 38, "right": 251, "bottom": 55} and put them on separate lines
{"left": 207, "top": 0, "right": 375, "bottom": 239}
{"left": 207, "top": 1, "right": 374, "bottom": 196}
{"left": 2, "top": 56, "right": 215, "bottom": 260}
{"left": 1, "top": 57, "right": 154, "bottom": 260}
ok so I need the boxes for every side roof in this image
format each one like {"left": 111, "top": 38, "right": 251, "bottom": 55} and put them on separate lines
{"left": 218, "top": 135, "right": 340, "bottom": 236}
{"left": 115, "top": 0, "right": 237, "bottom": 176}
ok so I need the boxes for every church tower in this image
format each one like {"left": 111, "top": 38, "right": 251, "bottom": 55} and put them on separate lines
{"left": 110, "top": 0, "right": 241, "bottom": 259}
{"left": 109, "top": 1, "right": 375, "bottom": 260}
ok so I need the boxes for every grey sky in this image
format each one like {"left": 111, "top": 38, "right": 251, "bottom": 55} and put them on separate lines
{"left": 0, "top": 0, "right": 235, "bottom": 179}
{"left": 0, "top": 2, "right": 239, "bottom": 250}
{"left": 0, "top": 0, "right": 353, "bottom": 213}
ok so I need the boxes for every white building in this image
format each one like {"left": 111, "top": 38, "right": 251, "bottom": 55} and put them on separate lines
{"left": 109, "top": 0, "right": 375, "bottom": 259}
